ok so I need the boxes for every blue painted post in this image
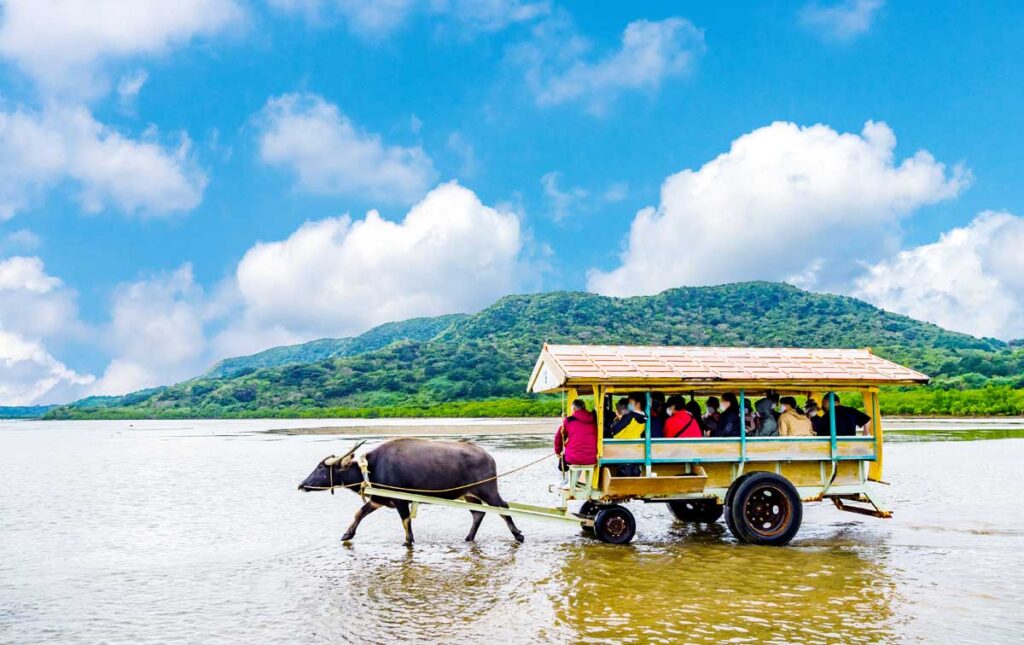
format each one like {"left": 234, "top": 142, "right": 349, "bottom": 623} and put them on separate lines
{"left": 739, "top": 389, "right": 746, "bottom": 463}
{"left": 829, "top": 392, "right": 838, "bottom": 460}
{"left": 644, "top": 392, "right": 652, "bottom": 476}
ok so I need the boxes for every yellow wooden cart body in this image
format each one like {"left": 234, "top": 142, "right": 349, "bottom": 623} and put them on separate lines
{"left": 528, "top": 344, "right": 929, "bottom": 514}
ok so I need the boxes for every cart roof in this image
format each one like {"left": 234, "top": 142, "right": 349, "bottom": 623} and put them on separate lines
{"left": 527, "top": 344, "right": 930, "bottom": 393}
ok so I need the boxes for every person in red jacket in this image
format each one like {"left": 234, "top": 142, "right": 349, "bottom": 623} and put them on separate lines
{"left": 664, "top": 394, "right": 701, "bottom": 438}
{"left": 554, "top": 399, "right": 598, "bottom": 471}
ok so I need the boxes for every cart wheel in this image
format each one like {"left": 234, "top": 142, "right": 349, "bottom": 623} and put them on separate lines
{"left": 594, "top": 505, "right": 636, "bottom": 544}
{"left": 579, "top": 501, "right": 599, "bottom": 533}
{"left": 723, "top": 472, "right": 755, "bottom": 540}
{"left": 668, "top": 499, "right": 724, "bottom": 523}
{"left": 725, "top": 472, "right": 802, "bottom": 546}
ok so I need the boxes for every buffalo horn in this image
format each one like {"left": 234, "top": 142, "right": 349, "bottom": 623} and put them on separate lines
{"left": 323, "top": 440, "right": 366, "bottom": 467}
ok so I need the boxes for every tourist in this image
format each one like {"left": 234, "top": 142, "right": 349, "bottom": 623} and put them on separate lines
{"left": 685, "top": 394, "right": 705, "bottom": 433}
{"left": 610, "top": 393, "right": 647, "bottom": 439}
{"left": 821, "top": 393, "right": 872, "bottom": 436}
{"left": 712, "top": 393, "right": 742, "bottom": 437}
{"left": 752, "top": 397, "right": 779, "bottom": 436}
{"left": 703, "top": 396, "right": 720, "bottom": 436}
{"left": 778, "top": 396, "right": 813, "bottom": 436}
{"left": 649, "top": 392, "right": 667, "bottom": 438}
{"left": 664, "top": 394, "right": 701, "bottom": 438}
{"left": 553, "top": 399, "right": 597, "bottom": 471}
{"left": 805, "top": 398, "right": 828, "bottom": 436}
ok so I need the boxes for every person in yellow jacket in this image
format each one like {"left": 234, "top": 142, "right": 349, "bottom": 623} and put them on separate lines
{"left": 610, "top": 393, "right": 647, "bottom": 439}
{"left": 778, "top": 396, "right": 814, "bottom": 437}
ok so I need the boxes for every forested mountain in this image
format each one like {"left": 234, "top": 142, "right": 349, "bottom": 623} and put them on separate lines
{"left": 47, "top": 282, "right": 1024, "bottom": 418}
{"left": 204, "top": 314, "right": 466, "bottom": 378}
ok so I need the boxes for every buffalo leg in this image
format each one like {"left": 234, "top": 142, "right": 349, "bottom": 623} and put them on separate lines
{"left": 341, "top": 501, "right": 381, "bottom": 541}
{"left": 476, "top": 486, "right": 525, "bottom": 543}
{"left": 501, "top": 511, "right": 525, "bottom": 543}
{"left": 466, "top": 510, "right": 485, "bottom": 542}
{"left": 395, "top": 501, "right": 414, "bottom": 546}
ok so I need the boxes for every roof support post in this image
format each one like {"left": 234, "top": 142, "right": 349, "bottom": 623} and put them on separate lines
{"left": 829, "top": 391, "right": 838, "bottom": 460}
{"left": 867, "top": 389, "right": 884, "bottom": 482}
{"left": 644, "top": 391, "right": 652, "bottom": 477}
{"left": 741, "top": 389, "right": 749, "bottom": 464}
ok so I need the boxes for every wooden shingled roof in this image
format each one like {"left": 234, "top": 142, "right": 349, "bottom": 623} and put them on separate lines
{"left": 527, "top": 344, "right": 930, "bottom": 393}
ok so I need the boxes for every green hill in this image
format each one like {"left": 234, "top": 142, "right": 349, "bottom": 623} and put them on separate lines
{"left": 46, "top": 282, "right": 1024, "bottom": 419}
{"left": 204, "top": 314, "right": 466, "bottom": 378}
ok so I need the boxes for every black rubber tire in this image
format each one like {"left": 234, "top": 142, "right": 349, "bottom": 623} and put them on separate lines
{"left": 593, "top": 505, "right": 636, "bottom": 544}
{"left": 668, "top": 499, "right": 724, "bottom": 523}
{"left": 723, "top": 472, "right": 755, "bottom": 540}
{"left": 726, "top": 472, "right": 802, "bottom": 546}
{"left": 579, "top": 501, "right": 599, "bottom": 534}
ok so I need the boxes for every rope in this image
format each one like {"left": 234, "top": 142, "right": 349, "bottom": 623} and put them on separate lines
{"left": 363, "top": 451, "right": 557, "bottom": 494}
{"left": 304, "top": 450, "right": 558, "bottom": 495}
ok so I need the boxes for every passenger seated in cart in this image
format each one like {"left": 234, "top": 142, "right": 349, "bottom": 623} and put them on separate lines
{"left": 605, "top": 397, "right": 628, "bottom": 438}
{"left": 664, "top": 395, "right": 701, "bottom": 438}
{"left": 609, "top": 393, "right": 647, "bottom": 439}
{"left": 685, "top": 394, "right": 704, "bottom": 432}
{"left": 805, "top": 398, "right": 828, "bottom": 436}
{"left": 702, "top": 396, "right": 720, "bottom": 436}
{"left": 821, "top": 393, "right": 872, "bottom": 436}
{"left": 778, "top": 396, "right": 814, "bottom": 436}
{"left": 711, "top": 393, "right": 742, "bottom": 437}
{"left": 752, "top": 397, "right": 779, "bottom": 436}
{"left": 554, "top": 399, "right": 597, "bottom": 471}
{"left": 649, "top": 392, "right": 667, "bottom": 438}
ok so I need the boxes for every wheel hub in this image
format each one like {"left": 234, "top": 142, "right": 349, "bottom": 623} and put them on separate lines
{"left": 605, "top": 516, "right": 627, "bottom": 538}
{"left": 743, "top": 485, "right": 791, "bottom": 538}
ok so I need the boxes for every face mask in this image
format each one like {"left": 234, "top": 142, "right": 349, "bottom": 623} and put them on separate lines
{"left": 780, "top": 405, "right": 788, "bottom": 413}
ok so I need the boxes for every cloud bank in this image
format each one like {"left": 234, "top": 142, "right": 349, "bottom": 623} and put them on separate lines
{"left": 587, "top": 120, "right": 968, "bottom": 296}
{"left": 855, "top": 211, "right": 1024, "bottom": 340}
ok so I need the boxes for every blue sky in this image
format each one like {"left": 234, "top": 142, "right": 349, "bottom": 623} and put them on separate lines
{"left": 1, "top": 0, "right": 1023, "bottom": 404}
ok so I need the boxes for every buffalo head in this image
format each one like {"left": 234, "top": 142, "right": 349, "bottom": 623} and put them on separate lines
{"left": 298, "top": 440, "right": 366, "bottom": 492}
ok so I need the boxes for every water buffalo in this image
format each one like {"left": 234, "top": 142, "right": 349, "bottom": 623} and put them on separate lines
{"left": 298, "top": 438, "right": 524, "bottom": 545}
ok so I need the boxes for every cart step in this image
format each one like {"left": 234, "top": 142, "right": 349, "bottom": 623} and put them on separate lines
{"left": 831, "top": 495, "right": 892, "bottom": 518}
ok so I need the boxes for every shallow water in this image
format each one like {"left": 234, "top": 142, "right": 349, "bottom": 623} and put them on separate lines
{"left": 1, "top": 420, "right": 1022, "bottom": 643}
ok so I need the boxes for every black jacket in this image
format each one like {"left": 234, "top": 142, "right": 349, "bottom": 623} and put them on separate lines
{"left": 713, "top": 406, "right": 741, "bottom": 437}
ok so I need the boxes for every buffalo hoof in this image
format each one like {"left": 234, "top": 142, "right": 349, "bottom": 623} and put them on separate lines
{"left": 403, "top": 540, "right": 414, "bottom": 547}
{"left": 513, "top": 532, "right": 525, "bottom": 543}
{"left": 340, "top": 532, "right": 355, "bottom": 542}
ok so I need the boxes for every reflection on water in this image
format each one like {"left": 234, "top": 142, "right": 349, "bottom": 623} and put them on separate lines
{"left": 552, "top": 540, "right": 894, "bottom": 643}
{"left": 1, "top": 420, "right": 1022, "bottom": 643}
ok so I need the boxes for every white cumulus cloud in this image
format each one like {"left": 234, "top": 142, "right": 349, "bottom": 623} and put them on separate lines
{"left": 515, "top": 16, "right": 705, "bottom": 113}
{"left": 0, "top": 329, "right": 93, "bottom": 405}
{"left": 0, "top": 255, "right": 81, "bottom": 339}
{"left": 0, "top": 103, "right": 207, "bottom": 219}
{"left": 0, "top": 255, "right": 93, "bottom": 405}
{"left": 854, "top": 211, "right": 1024, "bottom": 340}
{"left": 800, "top": 0, "right": 884, "bottom": 42}
{"left": 222, "top": 181, "right": 523, "bottom": 347}
{"left": 257, "top": 93, "right": 436, "bottom": 204}
{"left": 90, "top": 265, "right": 209, "bottom": 396}
{"left": 0, "top": 0, "right": 244, "bottom": 97}
{"left": 587, "top": 120, "right": 968, "bottom": 297}
{"left": 268, "top": 0, "right": 547, "bottom": 37}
